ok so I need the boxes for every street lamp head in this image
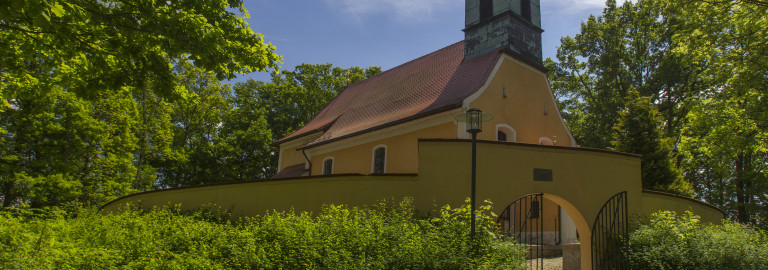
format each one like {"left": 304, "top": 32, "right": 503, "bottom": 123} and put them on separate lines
{"left": 466, "top": 108, "right": 483, "bottom": 133}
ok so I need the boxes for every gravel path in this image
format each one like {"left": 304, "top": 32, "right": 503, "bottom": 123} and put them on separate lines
{"left": 525, "top": 256, "right": 563, "bottom": 270}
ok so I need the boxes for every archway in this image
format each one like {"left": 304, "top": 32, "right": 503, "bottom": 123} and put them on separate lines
{"left": 496, "top": 193, "right": 591, "bottom": 270}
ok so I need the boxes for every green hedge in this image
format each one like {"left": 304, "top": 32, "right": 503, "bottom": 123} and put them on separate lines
{"left": 629, "top": 211, "right": 768, "bottom": 270}
{"left": 0, "top": 199, "right": 525, "bottom": 270}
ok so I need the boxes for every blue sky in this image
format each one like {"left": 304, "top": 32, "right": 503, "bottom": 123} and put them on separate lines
{"left": 235, "top": 0, "right": 621, "bottom": 83}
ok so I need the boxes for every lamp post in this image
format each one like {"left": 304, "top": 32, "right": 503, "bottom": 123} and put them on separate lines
{"left": 457, "top": 108, "right": 492, "bottom": 238}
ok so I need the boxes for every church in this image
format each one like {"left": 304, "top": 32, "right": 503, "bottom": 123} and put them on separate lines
{"left": 103, "top": 1, "right": 723, "bottom": 269}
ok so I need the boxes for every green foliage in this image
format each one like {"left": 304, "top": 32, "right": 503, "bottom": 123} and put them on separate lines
{"left": 0, "top": 0, "right": 282, "bottom": 207}
{"left": 1, "top": 60, "right": 381, "bottom": 205}
{"left": 675, "top": 1, "right": 768, "bottom": 227}
{"left": 234, "top": 63, "right": 383, "bottom": 140}
{"left": 548, "top": 0, "right": 768, "bottom": 227}
{"left": 611, "top": 91, "right": 692, "bottom": 195}
{"left": 0, "top": 87, "right": 141, "bottom": 207}
{"left": 0, "top": 199, "right": 526, "bottom": 270}
{"left": 228, "top": 64, "right": 382, "bottom": 177}
{"left": 546, "top": 0, "right": 702, "bottom": 149}
{"left": 629, "top": 211, "right": 768, "bottom": 269}
{"left": 0, "top": 0, "right": 281, "bottom": 101}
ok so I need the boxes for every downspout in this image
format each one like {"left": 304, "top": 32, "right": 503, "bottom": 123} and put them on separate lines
{"left": 302, "top": 149, "right": 312, "bottom": 176}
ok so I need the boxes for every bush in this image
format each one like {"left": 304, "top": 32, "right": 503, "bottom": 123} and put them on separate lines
{"left": 0, "top": 198, "right": 526, "bottom": 269}
{"left": 629, "top": 211, "right": 768, "bottom": 269}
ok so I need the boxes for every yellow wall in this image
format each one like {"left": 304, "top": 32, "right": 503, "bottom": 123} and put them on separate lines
{"left": 278, "top": 132, "right": 322, "bottom": 171}
{"left": 279, "top": 144, "right": 305, "bottom": 171}
{"left": 307, "top": 122, "right": 456, "bottom": 175}
{"left": 102, "top": 140, "right": 723, "bottom": 269}
{"left": 468, "top": 56, "right": 574, "bottom": 146}
{"left": 640, "top": 191, "right": 724, "bottom": 225}
{"left": 102, "top": 175, "right": 418, "bottom": 216}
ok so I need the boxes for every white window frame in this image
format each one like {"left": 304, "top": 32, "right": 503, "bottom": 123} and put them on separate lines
{"left": 538, "top": 137, "right": 554, "bottom": 146}
{"left": 322, "top": 157, "right": 334, "bottom": 175}
{"left": 371, "top": 144, "right": 387, "bottom": 174}
{"left": 495, "top": 124, "right": 517, "bottom": 142}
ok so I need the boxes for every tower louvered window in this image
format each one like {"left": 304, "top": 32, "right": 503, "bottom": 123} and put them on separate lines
{"left": 521, "top": 0, "right": 531, "bottom": 21}
{"left": 480, "top": 0, "right": 493, "bottom": 21}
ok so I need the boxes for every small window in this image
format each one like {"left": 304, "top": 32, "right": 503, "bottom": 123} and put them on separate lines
{"left": 372, "top": 146, "right": 386, "bottom": 174}
{"left": 496, "top": 124, "right": 516, "bottom": 142}
{"left": 479, "top": 0, "right": 493, "bottom": 21}
{"left": 497, "top": 131, "right": 507, "bottom": 142}
{"left": 322, "top": 158, "right": 333, "bottom": 175}
{"left": 539, "top": 137, "right": 554, "bottom": 146}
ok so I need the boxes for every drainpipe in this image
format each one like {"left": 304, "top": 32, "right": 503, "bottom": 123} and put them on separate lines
{"left": 302, "top": 149, "right": 312, "bottom": 176}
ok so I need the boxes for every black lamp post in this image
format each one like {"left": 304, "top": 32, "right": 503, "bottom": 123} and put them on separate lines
{"left": 466, "top": 109, "right": 481, "bottom": 238}
{"left": 464, "top": 108, "right": 488, "bottom": 238}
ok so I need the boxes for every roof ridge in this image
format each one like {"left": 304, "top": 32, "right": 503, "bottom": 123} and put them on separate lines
{"left": 276, "top": 40, "right": 502, "bottom": 148}
{"left": 337, "top": 41, "right": 464, "bottom": 91}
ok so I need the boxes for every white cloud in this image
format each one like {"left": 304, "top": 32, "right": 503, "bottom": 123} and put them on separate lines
{"left": 325, "top": 0, "right": 462, "bottom": 23}
{"left": 325, "top": 0, "right": 634, "bottom": 25}
{"left": 542, "top": 0, "right": 632, "bottom": 17}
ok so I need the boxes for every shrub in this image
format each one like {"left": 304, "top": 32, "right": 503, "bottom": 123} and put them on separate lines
{"left": 629, "top": 211, "right": 768, "bottom": 269}
{"left": 0, "top": 198, "right": 526, "bottom": 269}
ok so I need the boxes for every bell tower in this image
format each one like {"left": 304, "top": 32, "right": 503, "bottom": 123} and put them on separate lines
{"left": 464, "top": 0, "right": 543, "bottom": 63}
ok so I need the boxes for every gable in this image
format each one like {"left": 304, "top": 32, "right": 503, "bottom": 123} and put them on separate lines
{"left": 462, "top": 54, "right": 576, "bottom": 146}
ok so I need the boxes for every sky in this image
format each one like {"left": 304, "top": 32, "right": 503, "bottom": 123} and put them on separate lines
{"left": 234, "top": 0, "right": 623, "bottom": 83}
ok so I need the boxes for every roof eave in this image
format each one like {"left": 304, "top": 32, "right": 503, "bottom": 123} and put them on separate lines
{"left": 297, "top": 103, "right": 463, "bottom": 151}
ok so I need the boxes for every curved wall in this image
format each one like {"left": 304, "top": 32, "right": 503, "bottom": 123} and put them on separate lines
{"left": 640, "top": 190, "right": 724, "bottom": 224}
{"left": 101, "top": 174, "right": 418, "bottom": 216}
{"left": 102, "top": 140, "right": 723, "bottom": 269}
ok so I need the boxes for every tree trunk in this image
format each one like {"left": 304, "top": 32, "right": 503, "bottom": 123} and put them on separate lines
{"left": 735, "top": 154, "right": 749, "bottom": 223}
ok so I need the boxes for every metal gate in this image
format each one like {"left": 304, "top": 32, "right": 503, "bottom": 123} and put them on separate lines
{"left": 591, "top": 191, "right": 629, "bottom": 270}
{"left": 498, "top": 193, "right": 544, "bottom": 270}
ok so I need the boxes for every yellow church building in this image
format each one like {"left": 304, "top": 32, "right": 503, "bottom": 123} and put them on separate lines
{"left": 103, "top": 0, "right": 723, "bottom": 269}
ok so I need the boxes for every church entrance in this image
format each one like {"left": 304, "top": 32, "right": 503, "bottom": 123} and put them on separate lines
{"left": 498, "top": 194, "right": 583, "bottom": 270}
{"left": 497, "top": 192, "right": 631, "bottom": 270}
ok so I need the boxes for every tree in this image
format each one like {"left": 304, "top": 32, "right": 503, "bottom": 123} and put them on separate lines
{"left": 0, "top": 0, "right": 281, "bottom": 207}
{"left": 548, "top": 0, "right": 768, "bottom": 227}
{"left": 546, "top": 0, "right": 706, "bottom": 149}
{"left": 153, "top": 62, "right": 232, "bottom": 188}
{"left": 227, "top": 64, "right": 382, "bottom": 179}
{"left": 153, "top": 63, "right": 382, "bottom": 186}
{"left": 676, "top": 1, "right": 768, "bottom": 226}
{"left": 0, "top": 87, "right": 142, "bottom": 207}
{"left": 0, "top": 0, "right": 281, "bottom": 103}
{"left": 611, "top": 90, "right": 692, "bottom": 195}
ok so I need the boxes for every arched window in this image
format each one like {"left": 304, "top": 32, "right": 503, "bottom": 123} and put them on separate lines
{"left": 496, "top": 124, "right": 517, "bottom": 142}
{"left": 539, "top": 137, "right": 554, "bottom": 146}
{"left": 322, "top": 157, "right": 334, "bottom": 175}
{"left": 372, "top": 145, "right": 387, "bottom": 174}
{"left": 497, "top": 130, "right": 507, "bottom": 142}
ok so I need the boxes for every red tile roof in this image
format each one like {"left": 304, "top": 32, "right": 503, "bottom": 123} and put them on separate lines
{"left": 276, "top": 41, "right": 501, "bottom": 148}
{"left": 271, "top": 163, "right": 306, "bottom": 179}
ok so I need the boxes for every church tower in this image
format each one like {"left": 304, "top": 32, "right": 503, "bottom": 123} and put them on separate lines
{"left": 464, "top": 0, "right": 543, "bottom": 63}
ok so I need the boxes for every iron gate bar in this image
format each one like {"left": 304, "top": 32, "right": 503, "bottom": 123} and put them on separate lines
{"left": 498, "top": 193, "right": 544, "bottom": 270}
{"left": 591, "top": 191, "right": 629, "bottom": 270}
